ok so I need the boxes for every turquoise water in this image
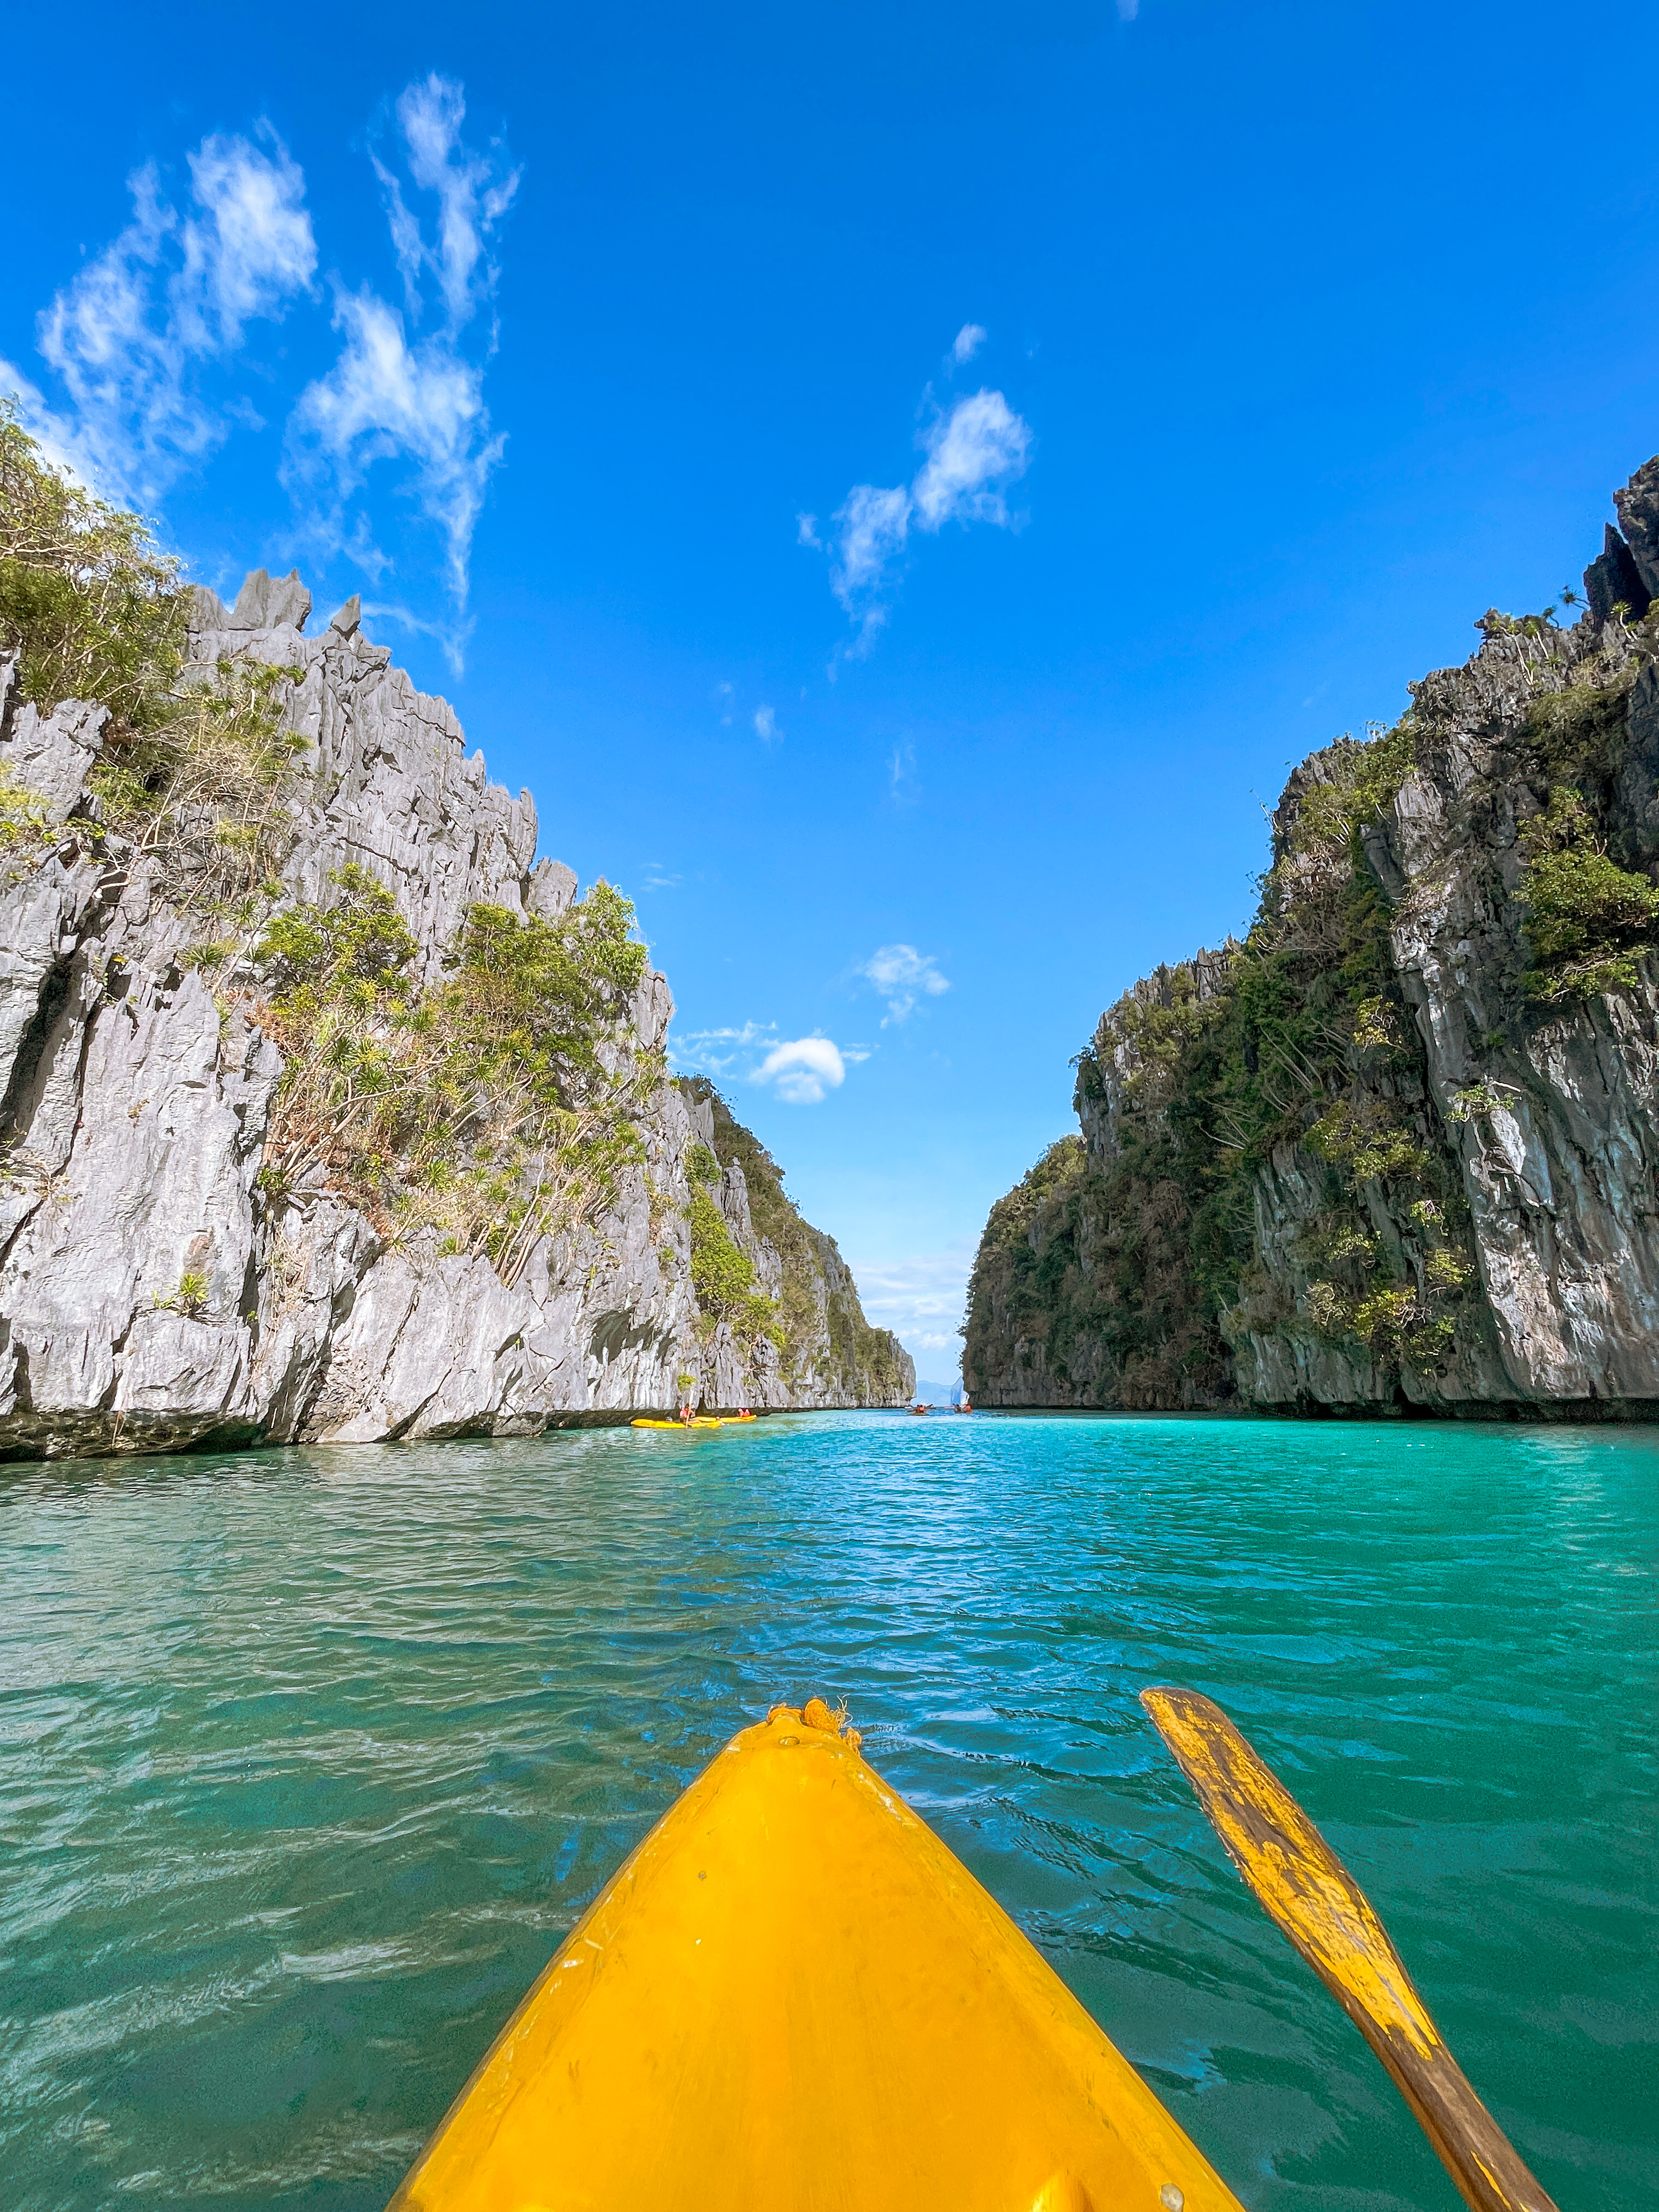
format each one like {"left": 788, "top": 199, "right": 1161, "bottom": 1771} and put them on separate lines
{"left": 1, "top": 1412, "right": 1655, "bottom": 2210}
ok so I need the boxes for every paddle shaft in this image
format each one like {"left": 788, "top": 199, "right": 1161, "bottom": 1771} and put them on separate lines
{"left": 1140, "top": 1688, "right": 1559, "bottom": 2212}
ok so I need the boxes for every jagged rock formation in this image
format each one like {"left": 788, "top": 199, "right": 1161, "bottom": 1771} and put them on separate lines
{"left": 0, "top": 571, "right": 910, "bottom": 1458}
{"left": 966, "top": 458, "right": 1659, "bottom": 1418}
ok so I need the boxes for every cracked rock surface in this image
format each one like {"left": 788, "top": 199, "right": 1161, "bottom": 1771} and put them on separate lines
{"left": 0, "top": 578, "right": 911, "bottom": 1459}
{"left": 967, "top": 456, "right": 1659, "bottom": 1417}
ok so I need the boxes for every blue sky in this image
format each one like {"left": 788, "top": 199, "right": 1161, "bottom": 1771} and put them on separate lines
{"left": 7, "top": 0, "right": 1659, "bottom": 1373}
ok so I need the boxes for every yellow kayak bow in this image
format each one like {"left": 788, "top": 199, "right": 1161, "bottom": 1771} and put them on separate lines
{"left": 388, "top": 1700, "right": 1244, "bottom": 2212}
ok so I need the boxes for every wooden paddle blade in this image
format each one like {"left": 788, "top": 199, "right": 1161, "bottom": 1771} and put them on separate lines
{"left": 1140, "top": 1686, "right": 1560, "bottom": 2212}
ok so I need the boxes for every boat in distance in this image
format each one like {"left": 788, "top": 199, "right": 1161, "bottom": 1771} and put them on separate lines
{"left": 628, "top": 1413, "right": 758, "bottom": 1430}
{"left": 387, "top": 1699, "right": 1242, "bottom": 2212}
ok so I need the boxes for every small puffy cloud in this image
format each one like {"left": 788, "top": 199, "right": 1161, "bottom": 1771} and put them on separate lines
{"left": 952, "top": 323, "right": 987, "bottom": 364}
{"left": 860, "top": 942, "right": 949, "bottom": 1024}
{"left": 911, "top": 390, "right": 1031, "bottom": 532}
{"left": 811, "top": 363, "right": 1032, "bottom": 646}
{"left": 286, "top": 75, "right": 516, "bottom": 620}
{"left": 674, "top": 1022, "right": 864, "bottom": 1099}
{"left": 796, "top": 512, "right": 821, "bottom": 549}
{"left": 754, "top": 703, "right": 777, "bottom": 742}
{"left": 25, "top": 127, "right": 314, "bottom": 503}
{"left": 754, "top": 1036, "right": 847, "bottom": 1105}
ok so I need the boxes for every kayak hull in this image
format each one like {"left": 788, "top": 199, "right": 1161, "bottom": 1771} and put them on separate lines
{"left": 388, "top": 1702, "right": 1245, "bottom": 2212}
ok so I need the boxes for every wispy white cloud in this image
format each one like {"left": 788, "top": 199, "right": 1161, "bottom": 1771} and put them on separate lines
{"left": 1117, "top": 0, "right": 1139, "bottom": 19}
{"left": 14, "top": 127, "right": 314, "bottom": 503}
{"left": 285, "top": 74, "right": 517, "bottom": 620}
{"left": 811, "top": 351, "right": 1032, "bottom": 647}
{"left": 285, "top": 287, "right": 501, "bottom": 605}
{"left": 754, "top": 1036, "right": 847, "bottom": 1105}
{"left": 0, "top": 359, "right": 101, "bottom": 490}
{"left": 830, "top": 482, "right": 911, "bottom": 641}
{"left": 753, "top": 703, "right": 778, "bottom": 742}
{"left": 796, "top": 512, "right": 821, "bottom": 549}
{"left": 951, "top": 323, "right": 987, "bottom": 364}
{"left": 672, "top": 1019, "right": 778, "bottom": 1077}
{"left": 860, "top": 942, "right": 949, "bottom": 1025}
{"left": 360, "top": 595, "right": 471, "bottom": 673}
{"left": 372, "top": 75, "right": 520, "bottom": 331}
{"left": 845, "top": 1242, "right": 977, "bottom": 1368}
{"left": 175, "top": 132, "right": 319, "bottom": 352}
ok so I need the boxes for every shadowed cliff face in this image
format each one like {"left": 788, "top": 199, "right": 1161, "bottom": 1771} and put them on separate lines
{"left": 0, "top": 571, "right": 906, "bottom": 1460}
{"left": 965, "top": 457, "right": 1659, "bottom": 1418}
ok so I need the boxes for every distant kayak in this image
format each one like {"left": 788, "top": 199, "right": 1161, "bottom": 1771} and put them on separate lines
{"left": 387, "top": 1700, "right": 1245, "bottom": 2212}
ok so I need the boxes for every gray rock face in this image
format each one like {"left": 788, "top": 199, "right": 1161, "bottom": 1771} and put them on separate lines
{"left": 1613, "top": 461, "right": 1659, "bottom": 606}
{"left": 967, "top": 462, "right": 1659, "bottom": 1418}
{"left": 1340, "top": 617, "right": 1659, "bottom": 1407}
{"left": 0, "top": 578, "right": 901, "bottom": 1459}
{"left": 187, "top": 585, "right": 540, "bottom": 983}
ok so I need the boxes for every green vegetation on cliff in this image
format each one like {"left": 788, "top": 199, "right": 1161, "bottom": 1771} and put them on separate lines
{"left": 0, "top": 400, "right": 184, "bottom": 726}
{"left": 256, "top": 868, "right": 657, "bottom": 1275}
{"left": 967, "top": 584, "right": 1659, "bottom": 1411}
{"left": 0, "top": 415, "right": 662, "bottom": 1273}
{"left": 1, "top": 411, "right": 313, "bottom": 919}
{"left": 966, "top": 722, "right": 1480, "bottom": 1404}
{"left": 675, "top": 1076, "right": 912, "bottom": 1403}
{"left": 683, "top": 1159, "right": 787, "bottom": 1356}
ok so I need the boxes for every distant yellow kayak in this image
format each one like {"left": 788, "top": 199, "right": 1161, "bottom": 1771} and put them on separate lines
{"left": 629, "top": 1416, "right": 723, "bottom": 1430}
{"left": 387, "top": 1700, "right": 1245, "bottom": 2212}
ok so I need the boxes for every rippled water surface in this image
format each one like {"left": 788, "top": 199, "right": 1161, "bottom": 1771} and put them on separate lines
{"left": 2, "top": 1413, "right": 1656, "bottom": 2209}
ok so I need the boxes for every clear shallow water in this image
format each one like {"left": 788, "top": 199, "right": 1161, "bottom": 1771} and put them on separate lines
{"left": 2, "top": 1413, "right": 1655, "bottom": 2211}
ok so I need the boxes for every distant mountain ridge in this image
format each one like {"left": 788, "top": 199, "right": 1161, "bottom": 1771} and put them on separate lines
{"left": 913, "top": 1378, "right": 964, "bottom": 1406}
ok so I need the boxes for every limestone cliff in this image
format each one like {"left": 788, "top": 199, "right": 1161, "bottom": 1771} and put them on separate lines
{"left": 0, "top": 557, "right": 909, "bottom": 1458}
{"left": 965, "top": 455, "right": 1659, "bottom": 1417}
{"left": 677, "top": 1077, "right": 913, "bottom": 1409}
